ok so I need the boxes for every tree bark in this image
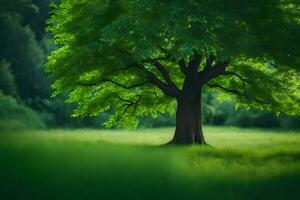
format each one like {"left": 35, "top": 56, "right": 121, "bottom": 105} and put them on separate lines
{"left": 168, "top": 83, "right": 206, "bottom": 145}
{"left": 146, "top": 54, "right": 228, "bottom": 145}
{"left": 113, "top": 50, "right": 227, "bottom": 145}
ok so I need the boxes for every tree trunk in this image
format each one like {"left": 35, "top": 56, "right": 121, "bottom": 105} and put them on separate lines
{"left": 169, "top": 84, "right": 206, "bottom": 145}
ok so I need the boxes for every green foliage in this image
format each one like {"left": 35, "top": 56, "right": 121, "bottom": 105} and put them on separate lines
{"left": 202, "top": 92, "right": 300, "bottom": 129}
{"left": 26, "top": 95, "right": 109, "bottom": 128}
{"left": 209, "top": 60, "right": 300, "bottom": 115}
{"left": 0, "top": 127, "right": 299, "bottom": 199}
{"left": 1, "top": 0, "right": 299, "bottom": 130}
{"left": 47, "top": 0, "right": 300, "bottom": 128}
{"left": 0, "top": 2, "right": 50, "bottom": 99}
{"left": 0, "top": 59, "right": 18, "bottom": 97}
{"left": 225, "top": 109, "right": 280, "bottom": 128}
{"left": 0, "top": 0, "right": 99, "bottom": 129}
{"left": 0, "top": 92, "right": 45, "bottom": 131}
{"left": 0, "top": 0, "right": 57, "bottom": 40}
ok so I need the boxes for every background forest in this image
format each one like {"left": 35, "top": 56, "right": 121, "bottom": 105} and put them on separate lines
{"left": 1, "top": 0, "right": 299, "bottom": 131}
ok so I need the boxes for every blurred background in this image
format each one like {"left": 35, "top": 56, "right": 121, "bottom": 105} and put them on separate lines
{"left": 0, "top": 0, "right": 299, "bottom": 132}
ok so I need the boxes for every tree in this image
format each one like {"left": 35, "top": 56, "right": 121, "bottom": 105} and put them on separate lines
{"left": 46, "top": 0, "right": 300, "bottom": 144}
{"left": 0, "top": 0, "right": 50, "bottom": 99}
{"left": 0, "top": 60, "right": 18, "bottom": 97}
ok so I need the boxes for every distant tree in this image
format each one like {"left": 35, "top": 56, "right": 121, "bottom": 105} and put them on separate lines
{"left": 47, "top": 0, "right": 300, "bottom": 144}
{"left": 0, "top": 60, "right": 18, "bottom": 97}
{"left": 0, "top": 0, "right": 39, "bottom": 37}
{"left": 0, "top": 92, "right": 45, "bottom": 131}
{"left": 31, "top": 0, "right": 60, "bottom": 40}
{"left": 0, "top": 1, "right": 50, "bottom": 99}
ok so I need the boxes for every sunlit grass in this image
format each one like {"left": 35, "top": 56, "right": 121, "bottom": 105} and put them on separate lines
{"left": 0, "top": 126, "right": 299, "bottom": 200}
{"left": 4, "top": 126, "right": 300, "bottom": 147}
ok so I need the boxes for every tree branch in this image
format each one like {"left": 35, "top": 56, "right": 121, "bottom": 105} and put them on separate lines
{"left": 157, "top": 46, "right": 170, "bottom": 55}
{"left": 118, "top": 96, "right": 135, "bottom": 104}
{"left": 207, "top": 83, "right": 243, "bottom": 95}
{"left": 156, "top": 46, "right": 188, "bottom": 76}
{"left": 117, "top": 95, "right": 142, "bottom": 120}
{"left": 146, "top": 71, "right": 179, "bottom": 98}
{"left": 199, "top": 61, "right": 230, "bottom": 85}
{"left": 133, "top": 95, "right": 142, "bottom": 115}
{"left": 205, "top": 55, "right": 215, "bottom": 69}
{"left": 76, "top": 79, "right": 148, "bottom": 89}
{"left": 222, "top": 71, "right": 249, "bottom": 88}
{"left": 114, "top": 47, "right": 180, "bottom": 98}
{"left": 188, "top": 53, "right": 202, "bottom": 72}
{"left": 153, "top": 62, "right": 171, "bottom": 83}
{"left": 207, "top": 83, "right": 271, "bottom": 104}
{"left": 178, "top": 59, "right": 187, "bottom": 75}
{"left": 119, "top": 103, "right": 132, "bottom": 120}
{"left": 152, "top": 61, "right": 180, "bottom": 92}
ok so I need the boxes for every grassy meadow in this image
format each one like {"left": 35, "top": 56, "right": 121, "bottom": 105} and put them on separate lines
{"left": 0, "top": 126, "right": 300, "bottom": 200}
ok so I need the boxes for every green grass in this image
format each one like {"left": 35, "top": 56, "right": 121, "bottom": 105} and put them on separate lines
{"left": 0, "top": 126, "right": 300, "bottom": 200}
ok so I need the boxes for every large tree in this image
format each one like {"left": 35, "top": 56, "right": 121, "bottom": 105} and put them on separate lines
{"left": 46, "top": 0, "right": 300, "bottom": 144}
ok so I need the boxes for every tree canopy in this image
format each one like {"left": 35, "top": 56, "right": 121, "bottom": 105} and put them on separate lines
{"left": 47, "top": 0, "right": 300, "bottom": 128}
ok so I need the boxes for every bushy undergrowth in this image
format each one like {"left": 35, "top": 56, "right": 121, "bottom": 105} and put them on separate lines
{"left": 0, "top": 93, "right": 45, "bottom": 132}
{"left": 0, "top": 127, "right": 299, "bottom": 200}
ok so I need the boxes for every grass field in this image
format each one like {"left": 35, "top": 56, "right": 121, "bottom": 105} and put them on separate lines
{"left": 0, "top": 126, "right": 300, "bottom": 200}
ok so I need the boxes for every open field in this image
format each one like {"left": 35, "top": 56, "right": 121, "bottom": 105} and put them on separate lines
{"left": 0, "top": 126, "right": 300, "bottom": 200}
